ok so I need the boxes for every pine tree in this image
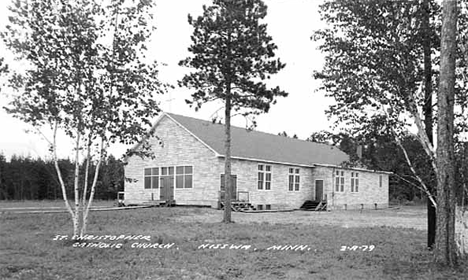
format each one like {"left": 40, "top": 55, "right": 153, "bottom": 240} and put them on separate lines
{"left": 179, "top": 0, "right": 287, "bottom": 222}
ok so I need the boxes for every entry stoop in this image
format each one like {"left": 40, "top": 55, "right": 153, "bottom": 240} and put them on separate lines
{"left": 300, "top": 200, "right": 327, "bottom": 211}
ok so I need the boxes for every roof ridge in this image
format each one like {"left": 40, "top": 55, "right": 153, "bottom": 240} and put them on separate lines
{"left": 166, "top": 112, "right": 339, "bottom": 150}
{"left": 166, "top": 112, "right": 349, "bottom": 166}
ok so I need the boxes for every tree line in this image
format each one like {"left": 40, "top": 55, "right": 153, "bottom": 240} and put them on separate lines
{"left": 0, "top": 154, "right": 124, "bottom": 201}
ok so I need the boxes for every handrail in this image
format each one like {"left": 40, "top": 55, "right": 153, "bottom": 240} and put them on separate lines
{"left": 218, "top": 190, "right": 249, "bottom": 203}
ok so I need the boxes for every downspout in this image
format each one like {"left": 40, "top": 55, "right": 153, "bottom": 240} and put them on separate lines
{"left": 330, "top": 167, "right": 333, "bottom": 210}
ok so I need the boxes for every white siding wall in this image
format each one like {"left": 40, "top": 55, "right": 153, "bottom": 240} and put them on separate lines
{"left": 125, "top": 115, "right": 220, "bottom": 206}
{"left": 227, "top": 159, "right": 313, "bottom": 210}
{"left": 125, "top": 115, "right": 389, "bottom": 210}
{"left": 322, "top": 166, "right": 389, "bottom": 210}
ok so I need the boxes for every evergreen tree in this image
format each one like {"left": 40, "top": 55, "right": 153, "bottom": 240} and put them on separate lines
{"left": 179, "top": 0, "right": 287, "bottom": 222}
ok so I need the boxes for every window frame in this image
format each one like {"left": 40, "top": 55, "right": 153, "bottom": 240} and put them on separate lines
{"left": 288, "top": 168, "right": 300, "bottom": 191}
{"left": 350, "top": 172, "right": 359, "bottom": 193}
{"left": 144, "top": 167, "right": 160, "bottom": 189}
{"left": 258, "top": 164, "right": 272, "bottom": 190}
{"left": 144, "top": 165, "right": 193, "bottom": 190}
{"left": 175, "top": 165, "right": 193, "bottom": 189}
{"left": 335, "top": 170, "right": 345, "bottom": 192}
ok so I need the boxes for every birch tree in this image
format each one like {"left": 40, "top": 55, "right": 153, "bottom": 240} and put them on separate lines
{"left": 179, "top": 0, "right": 287, "bottom": 223}
{"left": 313, "top": 0, "right": 467, "bottom": 263}
{"left": 313, "top": 0, "right": 440, "bottom": 234}
{"left": 1, "top": 0, "right": 165, "bottom": 237}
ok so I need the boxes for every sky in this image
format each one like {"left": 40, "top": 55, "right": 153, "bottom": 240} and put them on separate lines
{"left": 0, "top": 0, "right": 334, "bottom": 160}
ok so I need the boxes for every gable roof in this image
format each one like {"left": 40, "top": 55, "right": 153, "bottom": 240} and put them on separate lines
{"left": 165, "top": 113, "right": 349, "bottom": 167}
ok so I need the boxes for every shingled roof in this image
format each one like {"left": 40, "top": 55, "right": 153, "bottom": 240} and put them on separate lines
{"left": 165, "top": 113, "right": 349, "bottom": 167}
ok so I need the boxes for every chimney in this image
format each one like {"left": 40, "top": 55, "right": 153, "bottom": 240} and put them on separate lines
{"left": 356, "top": 145, "right": 363, "bottom": 159}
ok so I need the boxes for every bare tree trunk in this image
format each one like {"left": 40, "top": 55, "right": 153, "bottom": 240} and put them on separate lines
{"left": 435, "top": 0, "right": 457, "bottom": 266}
{"left": 223, "top": 84, "right": 233, "bottom": 223}
{"left": 381, "top": 106, "right": 437, "bottom": 207}
{"left": 223, "top": 9, "right": 233, "bottom": 224}
{"left": 394, "top": 136, "right": 437, "bottom": 208}
{"left": 79, "top": 136, "right": 91, "bottom": 237}
{"left": 421, "top": 0, "right": 436, "bottom": 249}
{"left": 81, "top": 137, "right": 91, "bottom": 207}
{"left": 73, "top": 128, "right": 81, "bottom": 237}
{"left": 455, "top": 205, "right": 468, "bottom": 256}
{"left": 51, "top": 122, "right": 77, "bottom": 236}
{"left": 81, "top": 139, "right": 105, "bottom": 236}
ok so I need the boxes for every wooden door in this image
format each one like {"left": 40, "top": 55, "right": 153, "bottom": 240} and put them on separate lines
{"left": 160, "top": 176, "right": 174, "bottom": 201}
{"left": 315, "top": 180, "right": 324, "bottom": 201}
{"left": 220, "top": 175, "right": 237, "bottom": 200}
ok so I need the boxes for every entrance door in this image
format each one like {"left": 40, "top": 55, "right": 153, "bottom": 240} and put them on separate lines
{"left": 160, "top": 176, "right": 174, "bottom": 201}
{"left": 315, "top": 180, "right": 324, "bottom": 201}
{"left": 220, "top": 175, "right": 237, "bottom": 200}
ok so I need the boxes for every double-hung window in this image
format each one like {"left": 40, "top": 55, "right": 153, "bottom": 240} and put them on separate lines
{"left": 258, "top": 164, "right": 272, "bottom": 190}
{"left": 335, "top": 170, "right": 344, "bottom": 192}
{"left": 288, "top": 168, "right": 300, "bottom": 191}
{"left": 351, "top": 172, "right": 359, "bottom": 192}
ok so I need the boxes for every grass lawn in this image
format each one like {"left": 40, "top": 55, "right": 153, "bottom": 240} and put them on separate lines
{"left": 0, "top": 200, "right": 115, "bottom": 209}
{"left": 0, "top": 204, "right": 467, "bottom": 279}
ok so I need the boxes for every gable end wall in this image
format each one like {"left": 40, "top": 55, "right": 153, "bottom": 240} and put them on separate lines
{"left": 124, "top": 115, "right": 221, "bottom": 206}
